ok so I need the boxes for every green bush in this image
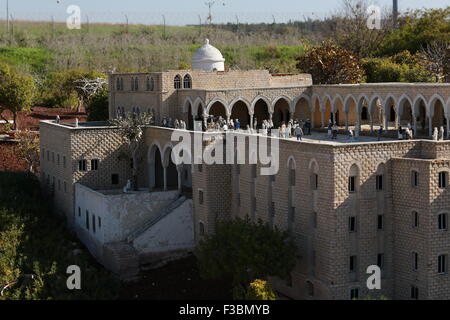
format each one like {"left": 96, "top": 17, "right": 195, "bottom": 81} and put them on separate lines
{"left": 243, "top": 280, "right": 278, "bottom": 300}
{"left": 196, "top": 218, "right": 297, "bottom": 295}
{"left": 0, "top": 172, "right": 119, "bottom": 300}
{"left": 362, "top": 52, "right": 435, "bottom": 83}
{"left": 86, "top": 89, "right": 109, "bottom": 121}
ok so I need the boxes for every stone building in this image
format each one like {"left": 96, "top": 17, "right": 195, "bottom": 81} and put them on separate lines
{"left": 40, "top": 40, "right": 450, "bottom": 299}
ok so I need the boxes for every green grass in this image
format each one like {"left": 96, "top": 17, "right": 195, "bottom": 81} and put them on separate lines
{"left": 0, "top": 47, "right": 53, "bottom": 74}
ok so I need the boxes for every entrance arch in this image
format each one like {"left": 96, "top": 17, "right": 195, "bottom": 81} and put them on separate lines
{"left": 430, "top": 95, "right": 446, "bottom": 136}
{"left": 163, "top": 146, "right": 179, "bottom": 190}
{"left": 293, "top": 96, "right": 311, "bottom": 123}
{"left": 149, "top": 144, "right": 164, "bottom": 190}
{"left": 384, "top": 96, "right": 397, "bottom": 129}
{"left": 398, "top": 96, "right": 413, "bottom": 127}
{"left": 208, "top": 101, "right": 228, "bottom": 120}
{"left": 230, "top": 99, "right": 251, "bottom": 128}
{"left": 272, "top": 97, "right": 291, "bottom": 128}
{"left": 253, "top": 98, "right": 270, "bottom": 128}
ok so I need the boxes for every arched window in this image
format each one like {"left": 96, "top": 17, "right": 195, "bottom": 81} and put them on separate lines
{"left": 411, "top": 170, "right": 419, "bottom": 187}
{"left": 146, "top": 77, "right": 154, "bottom": 91}
{"left": 288, "top": 158, "right": 296, "bottom": 186}
{"left": 134, "top": 77, "right": 139, "bottom": 91}
{"left": 199, "top": 221, "right": 205, "bottom": 236}
{"left": 120, "top": 78, "right": 124, "bottom": 91}
{"left": 183, "top": 74, "right": 192, "bottom": 89}
{"left": 361, "top": 107, "right": 368, "bottom": 120}
{"left": 174, "top": 75, "right": 182, "bottom": 89}
{"left": 116, "top": 77, "right": 121, "bottom": 90}
{"left": 439, "top": 171, "right": 448, "bottom": 189}
{"left": 412, "top": 211, "right": 419, "bottom": 228}
{"left": 130, "top": 77, "right": 135, "bottom": 91}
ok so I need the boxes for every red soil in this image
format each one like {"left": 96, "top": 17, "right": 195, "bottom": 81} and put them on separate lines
{"left": 1, "top": 106, "right": 87, "bottom": 131}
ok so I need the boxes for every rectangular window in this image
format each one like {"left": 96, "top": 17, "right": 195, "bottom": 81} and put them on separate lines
{"left": 98, "top": 216, "right": 102, "bottom": 229}
{"left": 350, "top": 288, "right": 359, "bottom": 300}
{"left": 311, "top": 174, "right": 318, "bottom": 190}
{"left": 47, "top": 150, "right": 50, "bottom": 161}
{"left": 78, "top": 207, "right": 81, "bottom": 217}
{"left": 438, "top": 255, "right": 447, "bottom": 274}
{"left": 413, "top": 252, "right": 418, "bottom": 271}
{"left": 91, "top": 159, "right": 99, "bottom": 171}
{"left": 349, "top": 216, "right": 356, "bottom": 232}
{"left": 376, "top": 175, "right": 384, "bottom": 191}
{"left": 57, "top": 154, "right": 60, "bottom": 165}
{"left": 412, "top": 211, "right": 419, "bottom": 228}
{"left": 350, "top": 255, "right": 357, "bottom": 272}
{"left": 63, "top": 156, "right": 66, "bottom": 169}
{"left": 377, "top": 215, "right": 384, "bottom": 230}
{"left": 92, "top": 214, "right": 96, "bottom": 233}
{"left": 78, "top": 160, "right": 87, "bottom": 171}
{"left": 112, "top": 174, "right": 119, "bottom": 185}
{"left": 348, "top": 176, "right": 356, "bottom": 193}
{"left": 199, "top": 190, "right": 204, "bottom": 205}
{"left": 439, "top": 172, "right": 448, "bottom": 189}
{"left": 377, "top": 253, "right": 384, "bottom": 269}
{"left": 411, "top": 286, "right": 419, "bottom": 300}
{"left": 85, "top": 210, "right": 89, "bottom": 230}
{"left": 411, "top": 171, "right": 419, "bottom": 187}
{"left": 439, "top": 214, "right": 448, "bottom": 231}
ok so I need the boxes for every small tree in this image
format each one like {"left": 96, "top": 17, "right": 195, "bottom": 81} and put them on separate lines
{"left": 110, "top": 112, "right": 152, "bottom": 190}
{"left": 86, "top": 88, "right": 109, "bottom": 121}
{"left": 296, "top": 42, "right": 365, "bottom": 84}
{"left": 244, "top": 280, "right": 278, "bottom": 301}
{"left": 196, "top": 218, "right": 297, "bottom": 298}
{"left": 15, "top": 131, "right": 40, "bottom": 173}
{"left": 0, "top": 72, "right": 35, "bottom": 130}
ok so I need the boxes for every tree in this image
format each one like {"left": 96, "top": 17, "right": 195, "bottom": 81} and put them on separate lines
{"left": 421, "top": 41, "right": 450, "bottom": 82}
{"left": 15, "top": 130, "right": 40, "bottom": 173}
{"left": 110, "top": 112, "right": 152, "bottom": 190}
{"left": 86, "top": 88, "right": 109, "bottom": 121}
{"left": 244, "top": 280, "right": 278, "bottom": 300}
{"left": 379, "top": 7, "right": 450, "bottom": 56}
{"left": 296, "top": 42, "right": 365, "bottom": 84}
{"left": 333, "top": 0, "right": 390, "bottom": 58}
{"left": 0, "top": 72, "right": 35, "bottom": 130}
{"left": 196, "top": 218, "right": 297, "bottom": 297}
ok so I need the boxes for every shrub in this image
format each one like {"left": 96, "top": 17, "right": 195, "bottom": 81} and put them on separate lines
{"left": 296, "top": 42, "right": 364, "bottom": 84}
{"left": 196, "top": 218, "right": 297, "bottom": 294}
{"left": 243, "top": 280, "right": 278, "bottom": 300}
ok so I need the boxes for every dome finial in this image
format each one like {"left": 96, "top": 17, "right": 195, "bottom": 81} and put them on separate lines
{"left": 205, "top": 39, "right": 210, "bottom": 45}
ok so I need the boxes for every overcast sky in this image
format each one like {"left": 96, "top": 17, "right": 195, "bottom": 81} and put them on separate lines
{"left": 3, "top": 0, "right": 449, "bottom": 25}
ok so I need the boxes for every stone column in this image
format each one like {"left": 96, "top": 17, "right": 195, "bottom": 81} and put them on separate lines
{"left": 370, "top": 114, "right": 374, "bottom": 133}
{"left": 446, "top": 116, "right": 450, "bottom": 139}
{"left": 345, "top": 113, "right": 349, "bottom": 131}
{"left": 321, "top": 111, "right": 324, "bottom": 128}
{"left": 177, "top": 166, "right": 182, "bottom": 194}
{"left": 413, "top": 115, "right": 417, "bottom": 137}
{"left": 250, "top": 114, "right": 254, "bottom": 129}
{"left": 429, "top": 116, "right": 433, "bottom": 137}
{"left": 163, "top": 167, "right": 167, "bottom": 191}
{"left": 310, "top": 111, "right": 314, "bottom": 129}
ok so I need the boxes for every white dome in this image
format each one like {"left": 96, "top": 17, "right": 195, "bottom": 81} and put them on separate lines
{"left": 191, "top": 39, "right": 225, "bottom": 72}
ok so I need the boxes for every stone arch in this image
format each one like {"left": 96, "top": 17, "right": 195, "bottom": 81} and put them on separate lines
{"left": 293, "top": 95, "right": 312, "bottom": 123}
{"left": 148, "top": 143, "right": 164, "bottom": 190}
{"left": 312, "top": 95, "right": 322, "bottom": 128}
{"left": 429, "top": 94, "right": 446, "bottom": 133}
{"left": 413, "top": 95, "right": 428, "bottom": 135}
{"left": 383, "top": 95, "right": 397, "bottom": 129}
{"left": 230, "top": 98, "right": 252, "bottom": 128}
{"left": 252, "top": 96, "right": 271, "bottom": 127}
{"left": 162, "top": 143, "right": 179, "bottom": 190}
{"left": 272, "top": 96, "right": 292, "bottom": 128}
{"left": 357, "top": 95, "right": 369, "bottom": 124}
{"left": 348, "top": 163, "right": 361, "bottom": 193}
{"left": 397, "top": 94, "right": 413, "bottom": 127}
{"left": 369, "top": 95, "right": 383, "bottom": 128}
{"left": 332, "top": 95, "right": 345, "bottom": 126}
{"left": 322, "top": 94, "right": 333, "bottom": 127}
{"left": 344, "top": 95, "right": 358, "bottom": 128}
{"left": 207, "top": 99, "right": 228, "bottom": 120}
{"left": 183, "top": 97, "right": 194, "bottom": 130}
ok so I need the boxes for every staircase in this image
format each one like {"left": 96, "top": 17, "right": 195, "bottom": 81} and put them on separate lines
{"left": 127, "top": 196, "right": 187, "bottom": 243}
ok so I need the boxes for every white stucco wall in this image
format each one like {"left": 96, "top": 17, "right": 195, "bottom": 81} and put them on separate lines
{"left": 133, "top": 199, "right": 194, "bottom": 253}
{"left": 74, "top": 184, "right": 179, "bottom": 244}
